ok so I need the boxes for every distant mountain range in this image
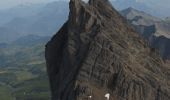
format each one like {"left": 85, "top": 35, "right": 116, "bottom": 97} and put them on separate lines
{"left": 2, "top": 1, "right": 69, "bottom": 36}
{"left": 0, "top": 1, "right": 68, "bottom": 43}
{"left": 0, "top": 0, "right": 170, "bottom": 43}
{"left": 121, "top": 7, "right": 170, "bottom": 60}
{"left": 0, "top": 3, "right": 45, "bottom": 26}
{"left": 111, "top": 0, "right": 170, "bottom": 18}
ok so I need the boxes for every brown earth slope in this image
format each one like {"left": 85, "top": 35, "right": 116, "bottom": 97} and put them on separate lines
{"left": 45, "top": 0, "right": 170, "bottom": 100}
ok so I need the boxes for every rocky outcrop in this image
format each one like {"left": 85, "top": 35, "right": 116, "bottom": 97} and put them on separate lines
{"left": 45, "top": 0, "right": 170, "bottom": 100}
{"left": 121, "top": 7, "right": 170, "bottom": 60}
{"left": 150, "top": 35, "right": 170, "bottom": 59}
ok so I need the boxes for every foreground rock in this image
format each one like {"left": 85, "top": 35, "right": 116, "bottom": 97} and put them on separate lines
{"left": 45, "top": 0, "right": 170, "bottom": 100}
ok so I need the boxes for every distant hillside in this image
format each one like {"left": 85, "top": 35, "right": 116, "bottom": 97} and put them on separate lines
{"left": 0, "top": 27, "right": 21, "bottom": 43}
{"left": 112, "top": 0, "right": 154, "bottom": 15}
{"left": 3, "top": 1, "right": 69, "bottom": 36}
{"left": 0, "top": 35, "right": 50, "bottom": 67}
{"left": 0, "top": 3, "right": 44, "bottom": 26}
{"left": 13, "top": 35, "right": 50, "bottom": 46}
{"left": 120, "top": 7, "right": 162, "bottom": 26}
{"left": 0, "top": 1, "right": 68, "bottom": 43}
{"left": 121, "top": 7, "right": 170, "bottom": 59}
{"left": 112, "top": 0, "right": 170, "bottom": 18}
{"left": 0, "top": 35, "right": 51, "bottom": 100}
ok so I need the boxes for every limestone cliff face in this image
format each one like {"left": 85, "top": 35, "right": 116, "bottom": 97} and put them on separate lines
{"left": 45, "top": 0, "right": 170, "bottom": 100}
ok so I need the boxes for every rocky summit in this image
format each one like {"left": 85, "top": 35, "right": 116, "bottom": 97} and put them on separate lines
{"left": 45, "top": 0, "right": 170, "bottom": 100}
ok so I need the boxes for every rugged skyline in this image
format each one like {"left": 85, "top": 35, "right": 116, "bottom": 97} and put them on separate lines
{"left": 0, "top": 0, "right": 170, "bottom": 18}
{"left": 45, "top": 0, "right": 170, "bottom": 99}
{"left": 0, "top": 0, "right": 169, "bottom": 9}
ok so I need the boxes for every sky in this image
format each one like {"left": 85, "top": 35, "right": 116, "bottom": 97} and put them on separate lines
{"left": 0, "top": 0, "right": 170, "bottom": 10}
{"left": 0, "top": 0, "right": 58, "bottom": 9}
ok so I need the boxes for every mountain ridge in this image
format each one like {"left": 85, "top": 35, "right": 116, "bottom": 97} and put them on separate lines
{"left": 1, "top": 0, "right": 170, "bottom": 43}
{"left": 45, "top": 0, "right": 170, "bottom": 100}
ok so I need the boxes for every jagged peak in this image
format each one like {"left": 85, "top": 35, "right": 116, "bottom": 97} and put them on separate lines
{"left": 89, "top": 0, "right": 112, "bottom": 7}
{"left": 69, "top": 0, "right": 114, "bottom": 15}
{"left": 68, "top": 0, "right": 120, "bottom": 29}
{"left": 46, "top": 0, "right": 170, "bottom": 100}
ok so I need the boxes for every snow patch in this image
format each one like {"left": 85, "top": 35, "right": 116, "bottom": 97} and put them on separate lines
{"left": 105, "top": 93, "right": 110, "bottom": 100}
{"left": 82, "top": 0, "right": 89, "bottom": 3}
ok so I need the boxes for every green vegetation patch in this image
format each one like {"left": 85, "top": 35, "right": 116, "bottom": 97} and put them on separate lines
{"left": 0, "top": 84, "right": 14, "bottom": 100}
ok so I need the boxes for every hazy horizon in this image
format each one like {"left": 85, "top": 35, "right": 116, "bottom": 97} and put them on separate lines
{"left": 0, "top": 0, "right": 59, "bottom": 9}
{"left": 0, "top": 0, "right": 170, "bottom": 10}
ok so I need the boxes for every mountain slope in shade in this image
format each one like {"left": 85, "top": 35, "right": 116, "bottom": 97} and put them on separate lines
{"left": 3, "top": 1, "right": 69, "bottom": 36}
{"left": 165, "top": 17, "right": 170, "bottom": 22}
{"left": 0, "top": 27, "right": 21, "bottom": 43}
{"left": 45, "top": 0, "right": 170, "bottom": 100}
{"left": 0, "top": 3, "right": 45, "bottom": 26}
{"left": 121, "top": 7, "right": 170, "bottom": 59}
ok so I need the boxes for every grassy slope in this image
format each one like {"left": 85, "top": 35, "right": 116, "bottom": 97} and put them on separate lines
{"left": 0, "top": 84, "right": 14, "bottom": 100}
{"left": 0, "top": 40, "right": 51, "bottom": 100}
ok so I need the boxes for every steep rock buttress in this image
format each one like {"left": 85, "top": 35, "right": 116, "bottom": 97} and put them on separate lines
{"left": 45, "top": 0, "right": 170, "bottom": 100}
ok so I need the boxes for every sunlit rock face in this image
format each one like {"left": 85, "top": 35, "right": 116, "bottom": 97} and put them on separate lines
{"left": 45, "top": 0, "right": 170, "bottom": 100}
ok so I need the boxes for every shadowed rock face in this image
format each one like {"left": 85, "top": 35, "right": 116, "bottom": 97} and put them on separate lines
{"left": 45, "top": 0, "right": 170, "bottom": 100}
